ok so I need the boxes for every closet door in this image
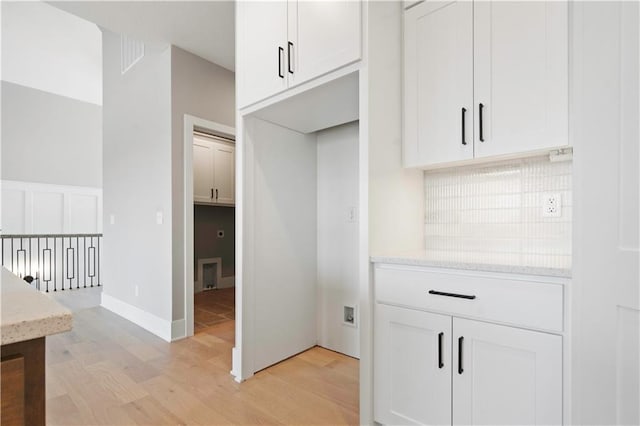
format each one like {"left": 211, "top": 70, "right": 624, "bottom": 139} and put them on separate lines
{"left": 473, "top": 1, "right": 568, "bottom": 157}
{"left": 212, "top": 143, "right": 235, "bottom": 205}
{"left": 452, "top": 318, "right": 562, "bottom": 425}
{"left": 193, "top": 139, "right": 214, "bottom": 204}
{"left": 374, "top": 304, "right": 452, "bottom": 425}
{"left": 404, "top": 0, "right": 473, "bottom": 167}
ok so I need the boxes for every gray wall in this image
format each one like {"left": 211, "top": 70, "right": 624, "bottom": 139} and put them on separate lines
{"left": 102, "top": 30, "right": 173, "bottom": 323}
{"left": 1, "top": 81, "right": 102, "bottom": 187}
{"left": 194, "top": 205, "right": 235, "bottom": 279}
{"left": 170, "top": 46, "right": 235, "bottom": 320}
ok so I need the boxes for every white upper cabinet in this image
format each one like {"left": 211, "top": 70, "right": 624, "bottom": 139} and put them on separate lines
{"left": 193, "top": 140, "right": 216, "bottom": 204}
{"left": 237, "top": 1, "right": 288, "bottom": 108}
{"left": 193, "top": 135, "right": 235, "bottom": 206}
{"left": 404, "top": 0, "right": 473, "bottom": 167}
{"left": 212, "top": 143, "right": 235, "bottom": 205}
{"left": 404, "top": 0, "right": 568, "bottom": 168}
{"left": 237, "top": 1, "right": 362, "bottom": 109}
{"left": 473, "top": 1, "right": 568, "bottom": 158}
{"left": 288, "top": 1, "right": 361, "bottom": 87}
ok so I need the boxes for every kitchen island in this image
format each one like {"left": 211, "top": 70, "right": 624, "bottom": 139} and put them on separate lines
{"left": 1, "top": 267, "right": 72, "bottom": 426}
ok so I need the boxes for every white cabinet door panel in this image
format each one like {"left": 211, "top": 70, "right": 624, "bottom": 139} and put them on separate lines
{"left": 453, "top": 318, "right": 562, "bottom": 426}
{"left": 473, "top": 1, "right": 568, "bottom": 157}
{"left": 193, "top": 140, "right": 214, "bottom": 204}
{"left": 237, "top": 1, "right": 288, "bottom": 108}
{"left": 213, "top": 144, "right": 235, "bottom": 205}
{"left": 289, "top": 0, "right": 361, "bottom": 87}
{"left": 404, "top": 0, "right": 474, "bottom": 167}
{"left": 374, "top": 304, "right": 452, "bottom": 425}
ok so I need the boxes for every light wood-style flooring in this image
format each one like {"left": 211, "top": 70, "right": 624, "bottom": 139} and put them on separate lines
{"left": 194, "top": 288, "right": 235, "bottom": 333}
{"left": 46, "top": 289, "right": 359, "bottom": 425}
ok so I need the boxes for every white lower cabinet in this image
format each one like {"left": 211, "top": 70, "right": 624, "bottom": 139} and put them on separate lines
{"left": 373, "top": 266, "right": 564, "bottom": 426}
{"left": 374, "top": 305, "right": 452, "bottom": 425}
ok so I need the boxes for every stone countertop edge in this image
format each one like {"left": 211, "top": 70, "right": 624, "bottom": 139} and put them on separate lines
{"left": 1, "top": 267, "right": 73, "bottom": 346}
{"left": 370, "top": 255, "right": 572, "bottom": 278}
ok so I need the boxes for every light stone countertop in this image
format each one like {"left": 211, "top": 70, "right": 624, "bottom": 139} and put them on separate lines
{"left": 370, "top": 250, "right": 572, "bottom": 278}
{"left": 1, "top": 267, "right": 73, "bottom": 345}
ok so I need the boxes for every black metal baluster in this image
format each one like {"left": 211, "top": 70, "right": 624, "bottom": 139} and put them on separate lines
{"left": 97, "top": 236, "right": 101, "bottom": 286}
{"left": 83, "top": 237, "right": 87, "bottom": 288}
{"left": 76, "top": 237, "right": 80, "bottom": 289}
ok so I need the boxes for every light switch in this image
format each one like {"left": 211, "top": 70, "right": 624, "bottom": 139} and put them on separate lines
{"left": 156, "top": 211, "right": 163, "bottom": 225}
{"left": 109, "top": 214, "right": 115, "bottom": 225}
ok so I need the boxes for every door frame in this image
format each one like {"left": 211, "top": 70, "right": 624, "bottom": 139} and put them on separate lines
{"left": 183, "top": 114, "right": 235, "bottom": 338}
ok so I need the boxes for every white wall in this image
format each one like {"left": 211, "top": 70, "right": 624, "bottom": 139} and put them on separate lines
{"left": 1, "top": 1, "right": 102, "bottom": 105}
{"left": 317, "top": 122, "right": 360, "bottom": 358}
{"left": 170, "top": 46, "right": 235, "bottom": 322}
{"left": 571, "top": 2, "right": 639, "bottom": 424}
{"left": 368, "top": 2, "right": 424, "bottom": 256}
{"left": 101, "top": 30, "right": 173, "bottom": 339}
{"left": 1, "top": 81, "right": 102, "bottom": 187}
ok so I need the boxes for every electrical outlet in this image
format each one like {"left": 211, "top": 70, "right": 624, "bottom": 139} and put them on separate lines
{"left": 542, "top": 193, "right": 562, "bottom": 218}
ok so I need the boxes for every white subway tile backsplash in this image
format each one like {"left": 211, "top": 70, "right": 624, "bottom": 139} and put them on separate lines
{"left": 424, "top": 156, "right": 572, "bottom": 269}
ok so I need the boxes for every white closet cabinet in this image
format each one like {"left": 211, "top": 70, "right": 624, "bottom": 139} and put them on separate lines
{"left": 237, "top": 1, "right": 361, "bottom": 108}
{"left": 404, "top": 0, "right": 568, "bottom": 168}
{"left": 193, "top": 136, "right": 235, "bottom": 206}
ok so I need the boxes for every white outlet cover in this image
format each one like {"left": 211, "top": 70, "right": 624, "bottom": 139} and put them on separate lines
{"left": 542, "top": 193, "right": 562, "bottom": 218}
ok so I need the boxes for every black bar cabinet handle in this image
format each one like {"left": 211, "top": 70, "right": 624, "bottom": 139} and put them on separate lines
{"left": 278, "top": 46, "right": 284, "bottom": 78}
{"left": 438, "top": 332, "right": 444, "bottom": 369}
{"left": 287, "top": 41, "right": 294, "bottom": 74}
{"left": 428, "top": 290, "right": 476, "bottom": 300}
{"left": 458, "top": 336, "right": 464, "bottom": 374}
{"left": 215, "top": 189, "right": 219, "bottom": 200}
{"left": 461, "top": 107, "right": 467, "bottom": 145}
{"left": 211, "top": 188, "right": 214, "bottom": 199}
{"left": 479, "top": 103, "right": 485, "bottom": 142}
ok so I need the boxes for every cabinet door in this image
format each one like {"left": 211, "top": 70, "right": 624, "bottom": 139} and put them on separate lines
{"left": 212, "top": 143, "right": 235, "bottom": 205}
{"left": 473, "top": 1, "right": 568, "bottom": 158}
{"left": 404, "top": 0, "right": 473, "bottom": 167}
{"left": 374, "top": 304, "right": 452, "bottom": 425}
{"left": 237, "top": 1, "right": 288, "bottom": 108}
{"left": 453, "top": 318, "right": 562, "bottom": 425}
{"left": 288, "top": 0, "right": 361, "bottom": 87}
{"left": 193, "top": 140, "right": 214, "bottom": 204}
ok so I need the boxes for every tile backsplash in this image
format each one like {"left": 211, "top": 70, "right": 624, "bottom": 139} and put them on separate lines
{"left": 424, "top": 156, "right": 572, "bottom": 269}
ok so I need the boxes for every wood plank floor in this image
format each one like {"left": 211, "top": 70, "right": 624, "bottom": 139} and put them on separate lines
{"left": 194, "top": 288, "right": 235, "bottom": 333}
{"left": 46, "top": 290, "right": 359, "bottom": 425}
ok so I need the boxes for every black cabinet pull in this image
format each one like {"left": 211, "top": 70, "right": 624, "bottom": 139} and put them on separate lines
{"left": 278, "top": 46, "right": 284, "bottom": 79}
{"left": 428, "top": 290, "right": 476, "bottom": 300}
{"left": 215, "top": 189, "right": 219, "bottom": 200}
{"left": 479, "top": 103, "right": 485, "bottom": 142}
{"left": 461, "top": 107, "right": 467, "bottom": 145}
{"left": 287, "top": 41, "right": 294, "bottom": 74}
{"left": 211, "top": 188, "right": 214, "bottom": 199}
{"left": 458, "top": 336, "right": 464, "bottom": 374}
{"left": 438, "top": 332, "right": 444, "bottom": 369}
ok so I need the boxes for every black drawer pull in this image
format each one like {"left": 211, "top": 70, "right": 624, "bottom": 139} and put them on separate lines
{"left": 438, "top": 332, "right": 444, "bottom": 368}
{"left": 428, "top": 290, "right": 476, "bottom": 300}
{"left": 458, "top": 336, "right": 464, "bottom": 374}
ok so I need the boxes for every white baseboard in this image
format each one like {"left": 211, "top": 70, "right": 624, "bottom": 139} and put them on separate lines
{"left": 218, "top": 276, "right": 235, "bottom": 289}
{"left": 101, "top": 293, "right": 172, "bottom": 342}
{"left": 171, "top": 319, "right": 186, "bottom": 341}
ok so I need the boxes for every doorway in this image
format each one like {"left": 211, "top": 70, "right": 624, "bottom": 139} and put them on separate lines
{"left": 183, "top": 114, "right": 235, "bottom": 338}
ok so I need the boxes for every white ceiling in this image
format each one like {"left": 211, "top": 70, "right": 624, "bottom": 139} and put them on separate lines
{"left": 49, "top": 1, "right": 235, "bottom": 71}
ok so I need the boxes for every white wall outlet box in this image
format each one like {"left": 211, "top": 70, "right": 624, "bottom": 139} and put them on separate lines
{"left": 542, "top": 193, "right": 562, "bottom": 218}
{"left": 217, "top": 230, "right": 224, "bottom": 238}
{"left": 343, "top": 305, "right": 357, "bottom": 327}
